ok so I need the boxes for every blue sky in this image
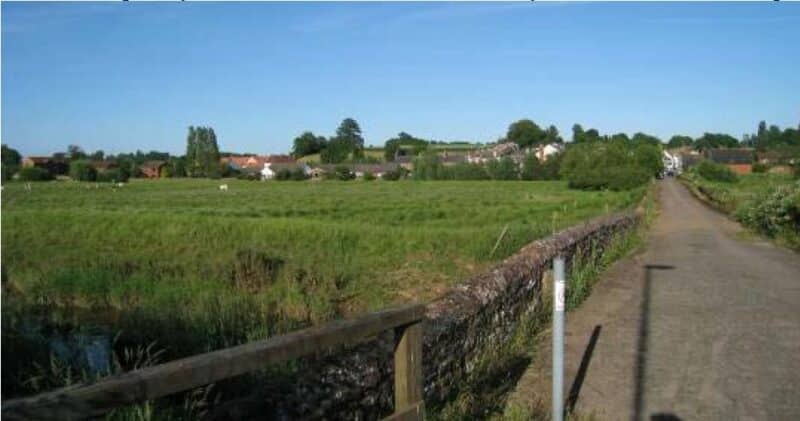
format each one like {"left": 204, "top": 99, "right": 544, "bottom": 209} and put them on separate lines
{"left": 2, "top": 2, "right": 799, "bottom": 156}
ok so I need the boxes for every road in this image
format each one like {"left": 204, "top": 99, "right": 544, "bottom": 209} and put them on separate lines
{"left": 507, "top": 178, "right": 800, "bottom": 420}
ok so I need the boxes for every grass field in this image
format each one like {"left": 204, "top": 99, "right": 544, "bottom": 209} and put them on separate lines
{"left": 1, "top": 179, "right": 645, "bottom": 396}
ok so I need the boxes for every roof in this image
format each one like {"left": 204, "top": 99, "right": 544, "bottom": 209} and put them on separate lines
{"left": 706, "top": 148, "right": 753, "bottom": 165}
{"left": 225, "top": 155, "right": 296, "bottom": 170}
{"left": 312, "top": 163, "right": 399, "bottom": 173}
{"left": 24, "top": 156, "right": 63, "bottom": 164}
{"left": 141, "top": 160, "right": 167, "bottom": 169}
{"left": 264, "top": 162, "right": 307, "bottom": 172}
{"left": 90, "top": 160, "right": 117, "bottom": 170}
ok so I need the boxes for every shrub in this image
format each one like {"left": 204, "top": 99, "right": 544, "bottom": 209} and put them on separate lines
{"left": 362, "top": 172, "right": 376, "bottom": 181}
{"left": 69, "top": 160, "right": 97, "bottom": 182}
{"left": 695, "top": 161, "right": 738, "bottom": 183}
{"left": 486, "top": 157, "right": 519, "bottom": 180}
{"left": 382, "top": 167, "right": 408, "bottom": 181}
{"left": 560, "top": 140, "right": 659, "bottom": 190}
{"left": 752, "top": 162, "right": 769, "bottom": 173}
{"left": 333, "top": 165, "right": 355, "bottom": 181}
{"left": 17, "top": 167, "right": 53, "bottom": 182}
{"left": 290, "top": 168, "right": 309, "bottom": 181}
{"left": 237, "top": 172, "right": 260, "bottom": 181}
{"left": 274, "top": 169, "right": 292, "bottom": 181}
{"left": 96, "top": 168, "right": 130, "bottom": 183}
{"left": 734, "top": 181, "right": 800, "bottom": 240}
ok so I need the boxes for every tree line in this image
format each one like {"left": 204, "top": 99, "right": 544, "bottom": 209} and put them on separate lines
{"left": 291, "top": 118, "right": 366, "bottom": 164}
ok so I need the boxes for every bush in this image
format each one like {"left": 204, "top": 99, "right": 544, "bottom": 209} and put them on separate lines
{"left": 695, "top": 161, "right": 738, "bottom": 183}
{"left": 333, "top": 165, "right": 355, "bottom": 181}
{"left": 362, "top": 172, "right": 376, "bottom": 181}
{"left": 290, "top": 168, "right": 310, "bottom": 181}
{"left": 560, "top": 140, "right": 659, "bottom": 191}
{"left": 382, "top": 167, "right": 408, "bottom": 181}
{"left": 96, "top": 168, "right": 130, "bottom": 183}
{"left": 237, "top": 172, "right": 260, "bottom": 181}
{"left": 17, "top": 167, "right": 53, "bottom": 182}
{"left": 274, "top": 169, "right": 292, "bottom": 181}
{"left": 486, "top": 157, "right": 519, "bottom": 180}
{"left": 69, "top": 160, "right": 97, "bottom": 182}
{"left": 734, "top": 181, "right": 800, "bottom": 239}
{"left": 752, "top": 162, "right": 769, "bottom": 173}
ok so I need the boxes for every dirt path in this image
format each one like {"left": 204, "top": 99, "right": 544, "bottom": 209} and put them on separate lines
{"left": 507, "top": 179, "right": 800, "bottom": 420}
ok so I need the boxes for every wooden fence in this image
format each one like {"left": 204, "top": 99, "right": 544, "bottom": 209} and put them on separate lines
{"left": 2, "top": 304, "right": 426, "bottom": 421}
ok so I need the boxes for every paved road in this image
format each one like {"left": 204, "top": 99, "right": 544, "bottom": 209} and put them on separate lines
{"left": 508, "top": 179, "right": 800, "bottom": 420}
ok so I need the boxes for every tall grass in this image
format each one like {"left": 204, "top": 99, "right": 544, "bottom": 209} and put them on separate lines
{"left": 2, "top": 179, "right": 645, "bottom": 399}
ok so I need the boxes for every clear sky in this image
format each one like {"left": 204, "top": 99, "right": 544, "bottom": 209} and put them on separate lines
{"left": 2, "top": 2, "right": 799, "bottom": 156}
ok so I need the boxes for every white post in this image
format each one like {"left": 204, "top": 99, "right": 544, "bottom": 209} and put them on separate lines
{"left": 553, "top": 256, "right": 566, "bottom": 421}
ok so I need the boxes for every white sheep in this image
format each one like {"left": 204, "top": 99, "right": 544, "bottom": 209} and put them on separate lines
{"left": 219, "top": 184, "right": 228, "bottom": 191}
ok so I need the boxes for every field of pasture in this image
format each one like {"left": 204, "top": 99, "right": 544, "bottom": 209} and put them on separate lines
{"left": 1, "top": 179, "right": 644, "bottom": 396}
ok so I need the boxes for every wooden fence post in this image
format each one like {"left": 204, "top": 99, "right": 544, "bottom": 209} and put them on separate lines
{"left": 391, "top": 321, "right": 424, "bottom": 420}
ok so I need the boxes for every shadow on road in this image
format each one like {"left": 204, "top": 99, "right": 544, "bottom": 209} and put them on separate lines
{"left": 566, "top": 324, "right": 602, "bottom": 413}
{"left": 650, "top": 413, "right": 683, "bottom": 421}
{"left": 634, "top": 264, "right": 674, "bottom": 420}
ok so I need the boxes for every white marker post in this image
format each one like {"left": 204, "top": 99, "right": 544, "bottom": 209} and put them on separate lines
{"left": 553, "top": 256, "right": 566, "bottom": 421}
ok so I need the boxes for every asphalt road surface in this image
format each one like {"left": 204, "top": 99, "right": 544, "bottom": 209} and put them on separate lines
{"left": 508, "top": 178, "right": 800, "bottom": 420}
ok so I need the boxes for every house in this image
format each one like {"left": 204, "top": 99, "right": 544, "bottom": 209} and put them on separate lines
{"left": 662, "top": 151, "right": 682, "bottom": 174}
{"left": 140, "top": 161, "right": 167, "bottom": 178}
{"left": 467, "top": 142, "right": 522, "bottom": 164}
{"left": 532, "top": 143, "right": 564, "bottom": 162}
{"left": 705, "top": 148, "right": 754, "bottom": 174}
{"left": 261, "top": 162, "right": 310, "bottom": 180}
{"left": 21, "top": 156, "right": 69, "bottom": 175}
{"left": 351, "top": 163, "right": 399, "bottom": 178}
{"left": 306, "top": 163, "right": 400, "bottom": 179}
{"left": 223, "top": 155, "right": 296, "bottom": 172}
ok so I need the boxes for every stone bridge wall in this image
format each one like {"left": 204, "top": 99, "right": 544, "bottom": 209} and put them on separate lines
{"left": 222, "top": 211, "right": 641, "bottom": 420}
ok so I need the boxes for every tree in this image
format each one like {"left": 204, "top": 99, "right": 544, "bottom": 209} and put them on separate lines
{"left": 545, "top": 125, "right": 563, "bottom": 144}
{"left": 185, "top": 126, "right": 221, "bottom": 178}
{"left": 334, "top": 118, "right": 365, "bottom": 151}
{"left": 631, "top": 132, "right": 662, "bottom": 146}
{"left": 67, "top": 144, "right": 86, "bottom": 160}
{"left": 486, "top": 156, "right": 519, "bottom": 180}
{"left": 506, "top": 119, "right": 546, "bottom": 147}
{"left": 520, "top": 154, "right": 545, "bottom": 180}
{"left": 88, "top": 150, "right": 105, "bottom": 161}
{"left": 69, "top": 159, "right": 97, "bottom": 181}
{"left": 694, "top": 133, "right": 739, "bottom": 151}
{"left": 572, "top": 124, "right": 585, "bottom": 143}
{"left": 610, "top": 133, "right": 631, "bottom": 144}
{"left": 320, "top": 138, "right": 352, "bottom": 164}
{"left": 572, "top": 124, "right": 602, "bottom": 143}
{"left": 292, "top": 132, "right": 327, "bottom": 158}
{"left": 384, "top": 132, "right": 428, "bottom": 161}
{"left": 667, "top": 135, "right": 693, "bottom": 149}
{"left": 560, "top": 140, "right": 660, "bottom": 191}
{"left": 1, "top": 144, "right": 22, "bottom": 182}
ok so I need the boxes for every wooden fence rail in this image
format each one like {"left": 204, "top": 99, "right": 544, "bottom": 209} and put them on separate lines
{"left": 2, "top": 304, "right": 426, "bottom": 421}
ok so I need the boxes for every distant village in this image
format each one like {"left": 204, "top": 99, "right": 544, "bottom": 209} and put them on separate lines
{"left": 6, "top": 118, "right": 798, "bottom": 183}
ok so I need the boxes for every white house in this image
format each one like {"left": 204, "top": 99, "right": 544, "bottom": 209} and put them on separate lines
{"left": 663, "top": 150, "right": 682, "bottom": 174}
{"left": 533, "top": 143, "right": 564, "bottom": 162}
{"left": 261, "top": 162, "right": 311, "bottom": 180}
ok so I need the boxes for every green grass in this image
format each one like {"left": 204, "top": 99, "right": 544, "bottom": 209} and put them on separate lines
{"left": 2, "top": 179, "right": 644, "bottom": 398}
{"left": 681, "top": 172, "right": 793, "bottom": 211}
{"left": 681, "top": 172, "right": 799, "bottom": 249}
